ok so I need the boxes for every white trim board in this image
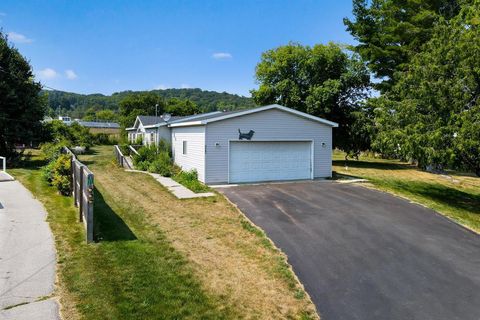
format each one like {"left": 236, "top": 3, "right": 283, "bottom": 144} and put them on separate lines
{"left": 169, "top": 104, "right": 338, "bottom": 128}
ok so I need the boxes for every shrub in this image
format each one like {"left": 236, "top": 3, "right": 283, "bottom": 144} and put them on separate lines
{"left": 52, "top": 173, "right": 71, "bottom": 196}
{"left": 133, "top": 145, "right": 157, "bottom": 165}
{"left": 119, "top": 144, "right": 130, "bottom": 155}
{"left": 173, "top": 169, "right": 210, "bottom": 193}
{"left": 40, "top": 142, "right": 63, "bottom": 161}
{"left": 148, "top": 152, "right": 173, "bottom": 176}
{"left": 42, "top": 159, "right": 56, "bottom": 183}
{"left": 43, "top": 154, "right": 72, "bottom": 196}
{"left": 94, "top": 133, "right": 119, "bottom": 145}
{"left": 135, "top": 161, "right": 149, "bottom": 171}
{"left": 158, "top": 139, "right": 172, "bottom": 157}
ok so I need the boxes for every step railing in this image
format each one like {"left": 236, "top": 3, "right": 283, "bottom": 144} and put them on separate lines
{"left": 114, "top": 145, "right": 132, "bottom": 169}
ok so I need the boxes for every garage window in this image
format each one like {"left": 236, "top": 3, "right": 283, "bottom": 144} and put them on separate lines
{"left": 182, "top": 141, "right": 187, "bottom": 155}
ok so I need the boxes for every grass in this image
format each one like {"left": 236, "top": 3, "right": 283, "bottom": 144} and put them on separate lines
{"left": 10, "top": 146, "right": 318, "bottom": 319}
{"left": 333, "top": 150, "right": 480, "bottom": 233}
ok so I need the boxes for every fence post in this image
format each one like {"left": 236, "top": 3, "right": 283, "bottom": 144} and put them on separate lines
{"left": 86, "top": 173, "right": 94, "bottom": 243}
{"left": 79, "top": 166, "right": 84, "bottom": 222}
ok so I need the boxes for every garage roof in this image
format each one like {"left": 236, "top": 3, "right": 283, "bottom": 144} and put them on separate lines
{"left": 169, "top": 104, "right": 339, "bottom": 128}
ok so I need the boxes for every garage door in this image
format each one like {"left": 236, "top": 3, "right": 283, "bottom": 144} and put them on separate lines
{"left": 229, "top": 141, "right": 312, "bottom": 183}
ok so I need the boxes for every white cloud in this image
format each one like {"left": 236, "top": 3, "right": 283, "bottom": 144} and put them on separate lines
{"left": 180, "top": 83, "right": 191, "bottom": 89}
{"left": 65, "top": 69, "right": 78, "bottom": 80}
{"left": 154, "top": 84, "right": 170, "bottom": 90}
{"left": 37, "top": 68, "right": 58, "bottom": 80}
{"left": 212, "top": 52, "right": 232, "bottom": 60}
{"left": 7, "top": 31, "right": 33, "bottom": 44}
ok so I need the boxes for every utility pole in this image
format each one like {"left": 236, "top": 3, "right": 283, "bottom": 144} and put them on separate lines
{"left": 155, "top": 104, "right": 159, "bottom": 117}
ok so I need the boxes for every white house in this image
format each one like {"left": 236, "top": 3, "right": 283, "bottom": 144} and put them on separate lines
{"left": 128, "top": 104, "right": 338, "bottom": 184}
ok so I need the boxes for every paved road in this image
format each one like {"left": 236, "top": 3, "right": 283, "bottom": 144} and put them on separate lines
{"left": 0, "top": 180, "right": 59, "bottom": 320}
{"left": 220, "top": 181, "right": 480, "bottom": 320}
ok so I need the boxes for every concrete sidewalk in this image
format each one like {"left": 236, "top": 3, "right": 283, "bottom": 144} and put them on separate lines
{"left": 126, "top": 169, "right": 215, "bottom": 199}
{"left": 0, "top": 180, "right": 59, "bottom": 320}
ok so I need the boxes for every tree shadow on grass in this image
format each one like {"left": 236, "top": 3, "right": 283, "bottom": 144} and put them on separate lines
{"left": 94, "top": 189, "right": 137, "bottom": 242}
{"left": 333, "top": 159, "right": 413, "bottom": 171}
{"left": 381, "top": 179, "right": 480, "bottom": 215}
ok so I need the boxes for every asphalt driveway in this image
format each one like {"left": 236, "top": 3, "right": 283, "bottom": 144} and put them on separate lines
{"left": 219, "top": 181, "right": 480, "bottom": 320}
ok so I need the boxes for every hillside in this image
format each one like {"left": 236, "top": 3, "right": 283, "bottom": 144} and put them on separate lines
{"left": 44, "top": 88, "right": 256, "bottom": 118}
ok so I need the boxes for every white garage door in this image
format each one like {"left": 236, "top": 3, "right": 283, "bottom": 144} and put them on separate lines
{"left": 229, "top": 141, "right": 312, "bottom": 183}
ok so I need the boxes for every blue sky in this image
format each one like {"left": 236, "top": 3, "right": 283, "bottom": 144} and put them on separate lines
{"left": 0, "top": 1, "right": 355, "bottom": 97}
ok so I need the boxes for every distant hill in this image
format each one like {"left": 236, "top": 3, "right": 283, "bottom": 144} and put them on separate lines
{"left": 44, "top": 88, "right": 256, "bottom": 118}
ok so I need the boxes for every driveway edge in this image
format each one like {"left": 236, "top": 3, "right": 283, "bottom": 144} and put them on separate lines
{"left": 220, "top": 193, "right": 321, "bottom": 320}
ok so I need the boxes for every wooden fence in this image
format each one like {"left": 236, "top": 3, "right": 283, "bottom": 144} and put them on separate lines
{"left": 63, "top": 147, "right": 95, "bottom": 243}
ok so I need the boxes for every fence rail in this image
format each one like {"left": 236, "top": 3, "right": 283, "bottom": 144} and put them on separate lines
{"left": 63, "top": 147, "right": 94, "bottom": 243}
{"left": 114, "top": 145, "right": 132, "bottom": 169}
{"left": 129, "top": 145, "right": 140, "bottom": 156}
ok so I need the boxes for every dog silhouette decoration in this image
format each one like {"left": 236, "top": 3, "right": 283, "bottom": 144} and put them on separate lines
{"left": 238, "top": 129, "right": 255, "bottom": 140}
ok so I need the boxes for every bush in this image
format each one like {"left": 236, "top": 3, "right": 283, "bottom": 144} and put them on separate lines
{"left": 43, "top": 120, "right": 94, "bottom": 151}
{"left": 43, "top": 154, "right": 72, "bottom": 196}
{"left": 158, "top": 139, "right": 172, "bottom": 157}
{"left": 119, "top": 144, "right": 130, "bottom": 155}
{"left": 40, "top": 142, "right": 63, "bottom": 161}
{"left": 173, "top": 169, "right": 210, "bottom": 193}
{"left": 135, "top": 161, "right": 149, "bottom": 171}
{"left": 148, "top": 152, "right": 173, "bottom": 176}
{"left": 93, "top": 133, "right": 119, "bottom": 145}
{"left": 132, "top": 145, "right": 158, "bottom": 165}
{"left": 52, "top": 154, "right": 72, "bottom": 195}
{"left": 42, "top": 159, "right": 56, "bottom": 183}
{"left": 52, "top": 173, "right": 71, "bottom": 196}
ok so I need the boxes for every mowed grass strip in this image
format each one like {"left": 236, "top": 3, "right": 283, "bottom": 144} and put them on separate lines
{"left": 81, "top": 146, "right": 317, "bottom": 319}
{"left": 10, "top": 154, "right": 238, "bottom": 319}
{"left": 13, "top": 146, "right": 318, "bottom": 319}
{"left": 333, "top": 150, "right": 480, "bottom": 233}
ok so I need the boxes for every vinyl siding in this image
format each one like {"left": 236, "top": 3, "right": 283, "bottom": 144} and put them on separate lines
{"left": 143, "top": 128, "right": 157, "bottom": 146}
{"left": 171, "top": 126, "right": 206, "bottom": 182}
{"left": 205, "top": 109, "right": 332, "bottom": 184}
{"left": 157, "top": 126, "right": 171, "bottom": 144}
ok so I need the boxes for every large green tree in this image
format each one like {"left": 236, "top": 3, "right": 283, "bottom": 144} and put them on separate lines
{"left": 251, "top": 42, "right": 371, "bottom": 153}
{"left": 0, "top": 32, "right": 46, "bottom": 158}
{"left": 165, "top": 98, "right": 200, "bottom": 116}
{"left": 119, "top": 93, "right": 165, "bottom": 128}
{"left": 344, "top": 0, "right": 462, "bottom": 92}
{"left": 373, "top": 1, "right": 480, "bottom": 175}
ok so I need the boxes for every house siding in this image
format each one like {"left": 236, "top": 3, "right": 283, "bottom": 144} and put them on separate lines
{"left": 157, "top": 126, "right": 171, "bottom": 145}
{"left": 204, "top": 109, "right": 332, "bottom": 184}
{"left": 171, "top": 126, "right": 206, "bottom": 182}
{"left": 143, "top": 127, "right": 157, "bottom": 146}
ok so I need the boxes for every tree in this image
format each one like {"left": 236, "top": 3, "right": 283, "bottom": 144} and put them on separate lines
{"left": 0, "top": 32, "right": 46, "bottom": 158}
{"left": 95, "top": 109, "right": 117, "bottom": 121}
{"left": 165, "top": 98, "right": 200, "bottom": 116}
{"left": 373, "top": 1, "right": 480, "bottom": 175}
{"left": 344, "top": 0, "right": 461, "bottom": 92}
{"left": 251, "top": 42, "right": 371, "bottom": 154}
{"left": 119, "top": 93, "right": 165, "bottom": 128}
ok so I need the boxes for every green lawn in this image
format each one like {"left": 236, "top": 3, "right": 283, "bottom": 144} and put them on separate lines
{"left": 10, "top": 147, "right": 317, "bottom": 320}
{"left": 333, "top": 150, "right": 480, "bottom": 233}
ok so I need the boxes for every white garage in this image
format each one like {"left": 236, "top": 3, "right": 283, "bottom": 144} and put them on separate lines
{"left": 168, "top": 104, "right": 338, "bottom": 184}
{"left": 229, "top": 141, "right": 313, "bottom": 183}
